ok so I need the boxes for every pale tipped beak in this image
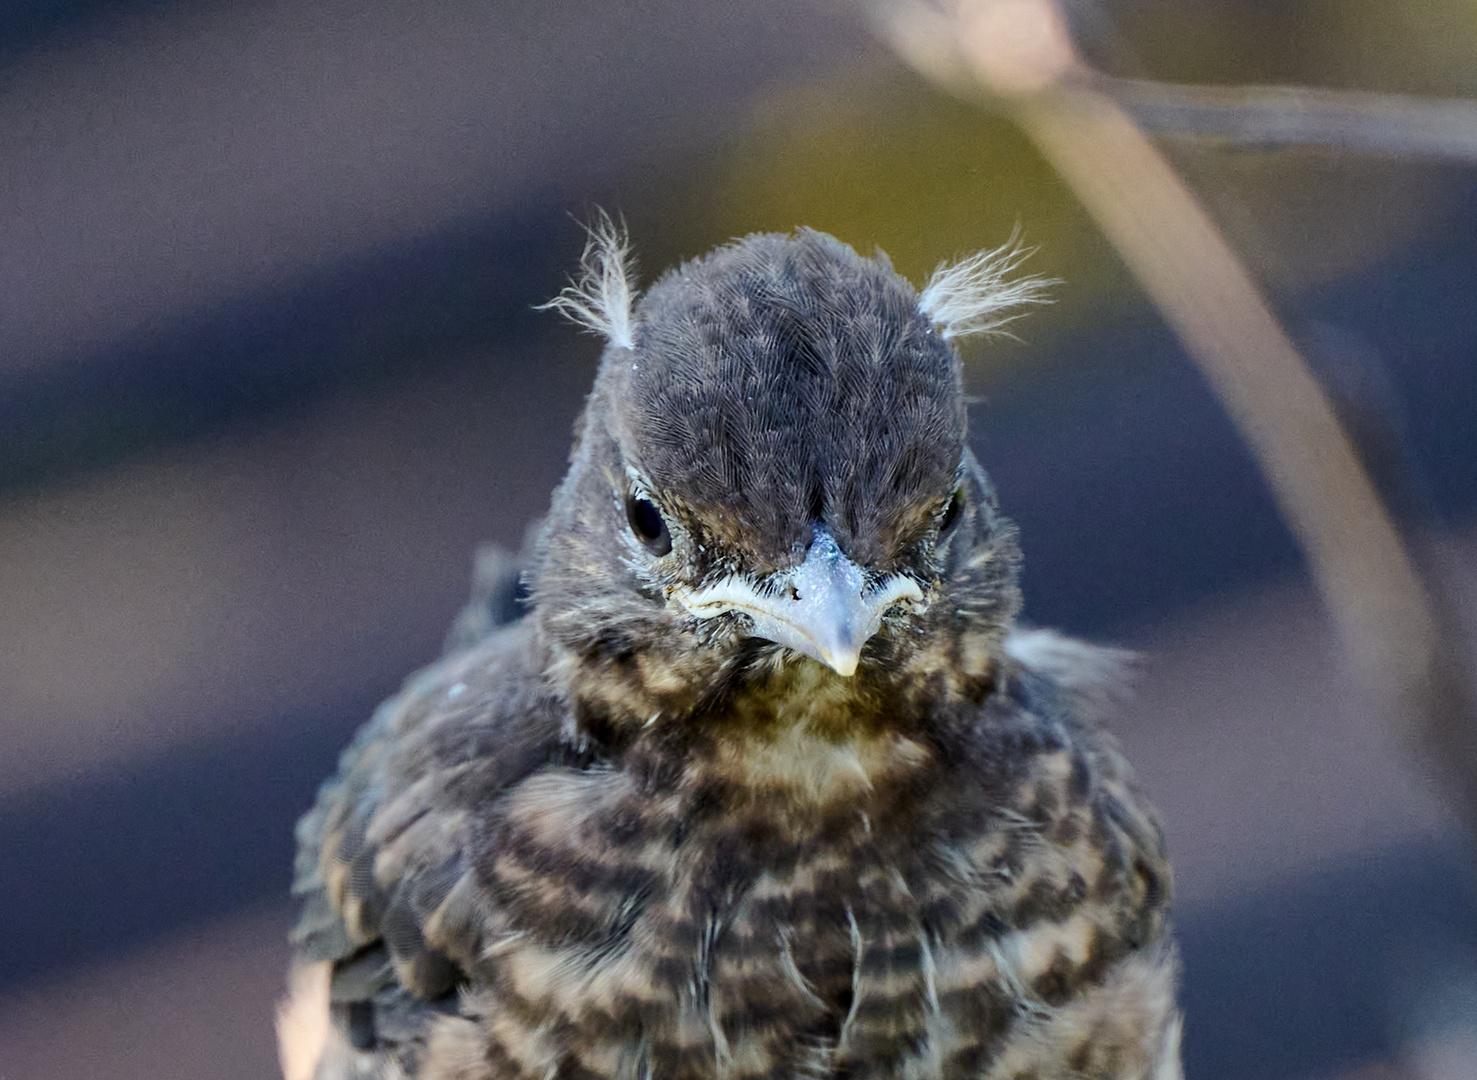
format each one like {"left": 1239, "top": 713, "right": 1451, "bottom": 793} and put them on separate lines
{"left": 673, "top": 530, "right": 924, "bottom": 677}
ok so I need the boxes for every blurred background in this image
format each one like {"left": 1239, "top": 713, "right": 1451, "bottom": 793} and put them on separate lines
{"left": 2, "top": 0, "right": 1476, "bottom": 1076}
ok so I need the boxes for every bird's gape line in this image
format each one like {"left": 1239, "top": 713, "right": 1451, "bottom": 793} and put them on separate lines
{"left": 673, "top": 528, "right": 924, "bottom": 677}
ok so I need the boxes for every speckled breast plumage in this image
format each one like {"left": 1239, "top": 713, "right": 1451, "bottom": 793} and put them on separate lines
{"left": 292, "top": 623, "right": 1174, "bottom": 1080}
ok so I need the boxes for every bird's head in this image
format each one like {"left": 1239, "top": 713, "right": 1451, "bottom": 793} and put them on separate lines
{"left": 531, "top": 220, "right": 1048, "bottom": 743}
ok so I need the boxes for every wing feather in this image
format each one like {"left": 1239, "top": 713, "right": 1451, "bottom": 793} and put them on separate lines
{"left": 289, "top": 620, "right": 567, "bottom": 1074}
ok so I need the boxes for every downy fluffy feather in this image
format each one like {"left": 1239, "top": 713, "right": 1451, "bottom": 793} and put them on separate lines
{"left": 535, "top": 211, "right": 638, "bottom": 349}
{"left": 917, "top": 233, "right": 1054, "bottom": 340}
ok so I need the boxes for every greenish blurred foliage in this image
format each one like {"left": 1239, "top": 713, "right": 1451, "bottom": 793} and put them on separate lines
{"left": 706, "top": 70, "right": 1083, "bottom": 289}
{"left": 625, "top": 0, "right": 1476, "bottom": 385}
{"left": 634, "top": 62, "right": 1139, "bottom": 378}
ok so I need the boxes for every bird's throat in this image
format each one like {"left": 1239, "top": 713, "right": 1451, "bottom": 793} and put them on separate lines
{"left": 696, "top": 657, "right": 936, "bottom": 804}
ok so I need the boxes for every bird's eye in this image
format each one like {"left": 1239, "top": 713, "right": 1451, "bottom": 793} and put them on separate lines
{"left": 939, "top": 487, "right": 965, "bottom": 535}
{"left": 626, "top": 495, "right": 672, "bottom": 555}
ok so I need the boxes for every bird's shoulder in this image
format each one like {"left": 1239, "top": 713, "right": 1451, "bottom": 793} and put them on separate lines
{"left": 290, "top": 618, "right": 570, "bottom": 1002}
{"left": 942, "top": 628, "right": 1169, "bottom": 958}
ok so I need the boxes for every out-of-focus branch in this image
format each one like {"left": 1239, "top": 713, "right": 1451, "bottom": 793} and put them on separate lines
{"left": 1101, "top": 76, "right": 1477, "bottom": 161}
{"left": 873, "top": 0, "right": 1477, "bottom": 161}
{"left": 866, "top": 0, "right": 1477, "bottom": 836}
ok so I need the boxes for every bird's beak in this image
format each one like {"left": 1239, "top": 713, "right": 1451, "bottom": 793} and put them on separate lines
{"left": 673, "top": 530, "right": 923, "bottom": 677}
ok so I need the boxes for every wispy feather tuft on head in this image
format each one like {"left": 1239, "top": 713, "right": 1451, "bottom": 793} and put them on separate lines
{"left": 917, "top": 232, "right": 1055, "bottom": 340}
{"left": 536, "top": 210, "right": 639, "bottom": 348}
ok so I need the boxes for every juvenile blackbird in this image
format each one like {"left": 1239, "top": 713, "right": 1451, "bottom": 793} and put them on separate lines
{"left": 284, "top": 223, "right": 1181, "bottom": 1080}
